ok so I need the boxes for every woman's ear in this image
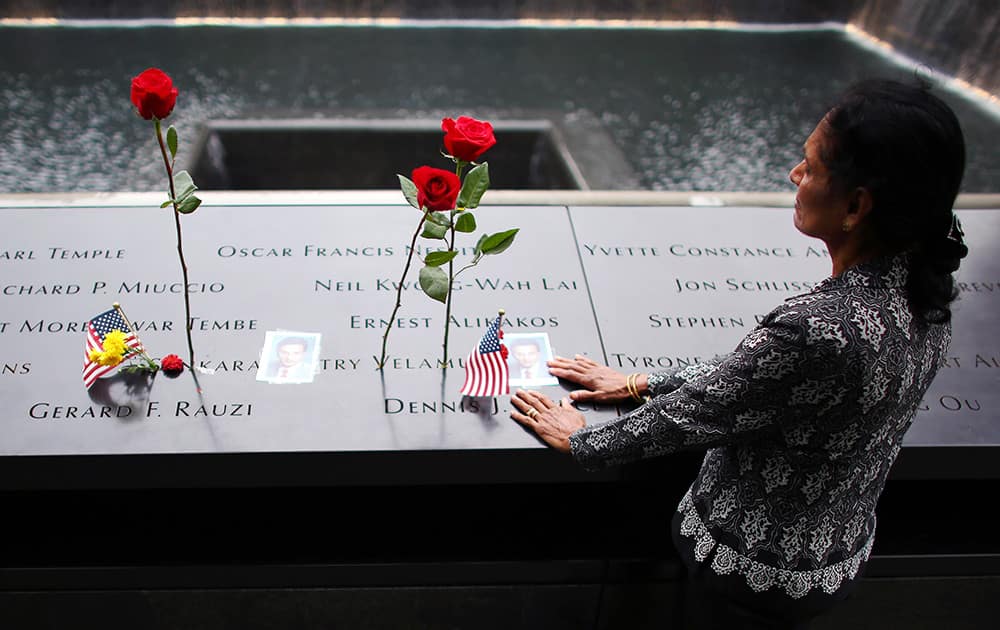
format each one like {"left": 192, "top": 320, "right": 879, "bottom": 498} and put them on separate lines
{"left": 847, "top": 187, "right": 874, "bottom": 220}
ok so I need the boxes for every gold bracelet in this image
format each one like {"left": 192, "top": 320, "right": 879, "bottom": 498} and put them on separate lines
{"left": 627, "top": 373, "right": 643, "bottom": 402}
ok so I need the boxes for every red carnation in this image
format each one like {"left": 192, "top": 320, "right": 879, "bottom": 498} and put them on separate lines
{"left": 161, "top": 354, "right": 185, "bottom": 374}
{"left": 130, "top": 67, "right": 178, "bottom": 120}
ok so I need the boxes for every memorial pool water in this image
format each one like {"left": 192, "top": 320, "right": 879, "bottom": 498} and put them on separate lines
{"left": 1, "top": 23, "right": 998, "bottom": 193}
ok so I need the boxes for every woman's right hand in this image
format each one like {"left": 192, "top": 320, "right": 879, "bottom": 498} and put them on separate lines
{"left": 546, "top": 354, "right": 643, "bottom": 403}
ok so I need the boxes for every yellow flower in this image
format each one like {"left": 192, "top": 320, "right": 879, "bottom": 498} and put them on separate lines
{"left": 95, "top": 350, "right": 123, "bottom": 367}
{"left": 87, "top": 329, "right": 130, "bottom": 367}
{"left": 103, "top": 329, "right": 129, "bottom": 356}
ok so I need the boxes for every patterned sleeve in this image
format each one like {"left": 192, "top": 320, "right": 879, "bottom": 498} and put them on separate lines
{"left": 570, "top": 308, "right": 850, "bottom": 471}
{"left": 646, "top": 355, "right": 730, "bottom": 396}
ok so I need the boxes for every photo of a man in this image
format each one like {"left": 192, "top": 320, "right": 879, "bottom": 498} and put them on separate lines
{"left": 257, "top": 331, "right": 321, "bottom": 384}
{"left": 506, "top": 333, "right": 558, "bottom": 387}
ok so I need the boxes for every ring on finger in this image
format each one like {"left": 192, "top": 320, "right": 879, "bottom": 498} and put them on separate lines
{"left": 524, "top": 390, "right": 555, "bottom": 409}
{"left": 526, "top": 408, "right": 539, "bottom": 419}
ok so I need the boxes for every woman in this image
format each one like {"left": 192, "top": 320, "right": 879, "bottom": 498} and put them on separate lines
{"left": 510, "top": 79, "right": 969, "bottom": 628}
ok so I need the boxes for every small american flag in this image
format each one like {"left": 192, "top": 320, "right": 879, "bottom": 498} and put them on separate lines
{"left": 83, "top": 308, "right": 142, "bottom": 388}
{"left": 460, "top": 315, "right": 509, "bottom": 397}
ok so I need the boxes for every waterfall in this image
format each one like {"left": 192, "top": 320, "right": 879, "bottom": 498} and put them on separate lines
{"left": 850, "top": 0, "right": 1000, "bottom": 97}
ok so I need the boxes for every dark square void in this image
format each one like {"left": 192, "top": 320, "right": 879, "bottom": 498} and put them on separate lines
{"left": 188, "top": 120, "right": 585, "bottom": 190}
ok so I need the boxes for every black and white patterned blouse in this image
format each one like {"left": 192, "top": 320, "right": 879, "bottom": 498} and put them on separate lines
{"left": 570, "top": 254, "right": 950, "bottom": 599}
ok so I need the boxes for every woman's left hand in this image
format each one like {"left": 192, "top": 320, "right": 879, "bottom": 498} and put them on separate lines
{"left": 510, "top": 389, "right": 587, "bottom": 454}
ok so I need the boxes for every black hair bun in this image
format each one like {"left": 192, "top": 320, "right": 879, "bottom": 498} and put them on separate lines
{"left": 923, "top": 236, "right": 968, "bottom": 273}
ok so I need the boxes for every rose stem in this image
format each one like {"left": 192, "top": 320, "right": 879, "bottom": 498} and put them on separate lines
{"left": 440, "top": 161, "right": 465, "bottom": 368}
{"left": 378, "top": 214, "right": 427, "bottom": 370}
{"left": 154, "top": 118, "right": 196, "bottom": 370}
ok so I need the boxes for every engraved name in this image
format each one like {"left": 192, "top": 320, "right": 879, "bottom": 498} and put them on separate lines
{"left": 649, "top": 315, "right": 746, "bottom": 329}
{"left": 384, "top": 397, "right": 499, "bottom": 415}
{"left": 1, "top": 362, "right": 31, "bottom": 375}
{"left": 610, "top": 354, "right": 704, "bottom": 369}
{"left": 368, "top": 278, "right": 574, "bottom": 292}
{"left": 9, "top": 319, "right": 172, "bottom": 334}
{"left": 29, "top": 402, "right": 139, "bottom": 419}
{"left": 582, "top": 244, "right": 660, "bottom": 256}
{"left": 1, "top": 250, "right": 37, "bottom": 260}
{"left": 956, "top": 282, "right": 999, "bottom": 293}
{"left": 974, "top": 354, "right": 1000, "bottom": 368}
{"left": 113, "top": 281, "right": 225, "bottom": 294}
{"left": 187, "top": 318, "right": 257, "bottom": 331}
{"left": 49, "top": 248, "right": 125, "bottom": 260}
{"left": 173, "top": 401, "right": 253, "bottom": 417}
{"left": 673, "top": 278, "right": 818, "bottom": 293}
{"left": 304, "top": 246, "right": 394, "bottom": 257}
{"left": 349, "top": 315, "right": 560, "bottom": 330}
{"left": 28, "top": 401, "right": 255, "bottom": 419}
{"left": 1, "top": 249, "right": 126, "bottom": 261}
{"left": 581, "top": 244, "right": 805, "bottom": 258}
{"left": 88, "top": 281, "right": 227, "bottom": 295}
{"left": 917, "top": 395, "right": 981, "bottom": 412}
{"left": 665, "top": 244, "right": 794, "bottom": 257}
{"left": 3, "top": 284, "right": 81, "bottom": 295}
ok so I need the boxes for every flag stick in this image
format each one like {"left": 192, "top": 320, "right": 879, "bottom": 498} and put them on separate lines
{"left": 112, "top": 302, "right": 151, "bottom": 363}
{"left": 112, "top": 302, "right": 141, "bottom": 343}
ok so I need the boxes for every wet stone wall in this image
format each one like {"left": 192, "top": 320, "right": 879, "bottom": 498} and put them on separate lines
{"left": 5, "top": 1, "right": 854, "bottom": 22}
{"left": 850, "top": 0, "right": 1000, "bottom": 98}
{"left": 5, "top": 1, "right": 997, "bottom": 97}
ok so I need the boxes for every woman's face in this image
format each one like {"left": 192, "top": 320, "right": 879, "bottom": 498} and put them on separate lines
{"left": 788, "top": 121, "right": 850, "bottom": 243}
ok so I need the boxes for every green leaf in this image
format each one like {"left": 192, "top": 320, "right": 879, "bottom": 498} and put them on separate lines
{"left": 172, "top": 170, "right": 197, "bottom": 203}
{"left": 177, "top": 194, "right": 201, "bottom": 214}
{"left": 418, "top": 265, "right": 449, "bottom": 303}
{"left": 398, "top": 174, "right": 420, "bottom": 209}
{"left": 426, "top": 211, "right": 452, "bottom": 227}
{"left": 166, "top": 125, "right": 178, "bottom": 160}
{"left": 160, "top": 200, "right": 173, "bottom": 208}
{"left": 455, "top": 212, "right": 476, "bottom": 233}
{"left": 474, "top": 233, "right": 489, "bottom": 256}
{"left": 457, "top": 162, "right": 490, "bottom": 209}
{"left": 421, "top": 222, "right": 449, "bottom": 239}
{"left": 480, "top": 228, "right": 519, "bottom": 255}
{"left": 424, "top": 250, "right": 458, "bottom": 267}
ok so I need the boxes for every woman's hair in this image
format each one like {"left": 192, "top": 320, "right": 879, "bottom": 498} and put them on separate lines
{"left": 821, "top": 78, "right": 968, "bottom": 323}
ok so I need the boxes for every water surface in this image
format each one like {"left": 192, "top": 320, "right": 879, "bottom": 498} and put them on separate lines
{"left": 1, "top": 26, "right": 997, "bottom": 192}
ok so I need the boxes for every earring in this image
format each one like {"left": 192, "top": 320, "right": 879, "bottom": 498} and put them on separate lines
{"left": 842, "top": 220, "right": 852, "bottom": 232}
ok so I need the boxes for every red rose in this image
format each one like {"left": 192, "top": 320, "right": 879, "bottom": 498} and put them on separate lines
{"left": 130, "top": 68, "right": 178, "bottom": 120}
{"left": 442, "top": 116, "right": 496, "bottom": 162}
{"left": 412, "top": 166, "right": 461, "bottom": 211}
{"left": 161, "top": 354, "right": 184, "bottom": 373}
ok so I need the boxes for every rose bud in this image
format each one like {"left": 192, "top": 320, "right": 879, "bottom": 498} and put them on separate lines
{"left": 130, "top": 67, "right": 179, "bottom": 120}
